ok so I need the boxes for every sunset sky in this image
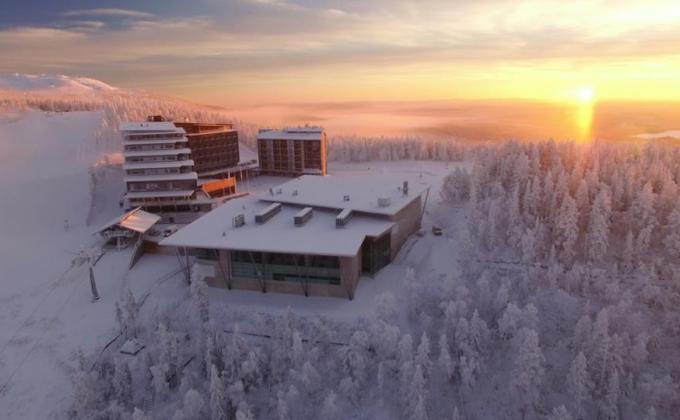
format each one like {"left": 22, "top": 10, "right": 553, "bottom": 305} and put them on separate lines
{"left": 2, "top": 0, "right": 680, "bottom": 106}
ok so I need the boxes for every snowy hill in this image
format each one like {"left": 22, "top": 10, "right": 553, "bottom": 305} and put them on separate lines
{"left": 0, "top": 73, "right": 117, "bottom": 93}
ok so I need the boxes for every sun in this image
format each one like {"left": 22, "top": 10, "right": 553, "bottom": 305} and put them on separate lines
{"left": 576, "top": 86, "right": 595, "bottom": 104}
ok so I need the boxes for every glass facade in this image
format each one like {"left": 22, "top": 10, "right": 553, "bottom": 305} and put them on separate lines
{"left": 361, "top": 233, "right": 391, "bottom": 275}
{"left": 230, "top": 250, "right": 340, "bottom": 285}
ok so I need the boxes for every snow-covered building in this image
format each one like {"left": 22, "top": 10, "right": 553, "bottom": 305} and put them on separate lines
{"left": 160, "top": 175, "right": 429, "bottom": 298}
{"left": 122, "top": 119, "right": 245, "bottom": 223}
{"left": 173, "top": 121, "right": 241, "bottom": 178}
{"left": 257, "top": 126, "right": 327, "bottom": 176}
{"left": 96, "top": 207, "right": 161, "bottom": 249}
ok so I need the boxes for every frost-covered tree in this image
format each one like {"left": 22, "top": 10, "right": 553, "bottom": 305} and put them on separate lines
{"left": 438, "top": 334, "right": 454, "bottom": 382}
{"left": 664, "top": 198, "right": 680, "bottom": 257}
{"left": 586, "top": 189, "right": 611, "bottom": 262}
{"left": 112, "top": 358, "right": 132, "bottom": 408}
{"left": 320, "top": 391, "right": 340, "bottom": 420}
{"left": 547, "top": 405, "right": 573, "bottom": 420}
{"left": 415, "top": 332, "right": 432, "bottom": 380}
{"left": 554, "top": 194, "right": 579, "bottom": 264}
{"left": 512, "top": 328, "right": 545, "bottom": 417}
{"left": 190, "top": 265, "right": 210, "bottom": 323}
{"left": 599, "top": 370, "right": 620, "bottom": 420}
{"left": 115, "top": 289, "right": 139, "bottom": 339}
{"left": 209, "top": 365, "right": 227, "bottom": 420}
{"left": 566, "top": 351, "right": 592, "bottom": 418}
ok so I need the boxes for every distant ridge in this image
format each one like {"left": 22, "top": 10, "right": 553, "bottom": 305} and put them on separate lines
{"left": 0, "top": 73, "right": 117, "bottom": 93}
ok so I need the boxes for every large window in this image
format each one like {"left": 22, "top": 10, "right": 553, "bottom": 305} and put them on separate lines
{"left": 230, "top": 250, "right": 340, "bottom": 285}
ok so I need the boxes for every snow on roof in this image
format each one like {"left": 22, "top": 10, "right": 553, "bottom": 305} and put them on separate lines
{"left": 120, "top": 122, "right": 184, "bottom": 133}
{"left": 124, "top": 148, "right": 192, "bottom": 157}
{"left": 124, "top": 172, "right": 197, "bottom": 183}
{"left": 160, "top": 196, "right": 394, "bottom": 257}
{"left": 257, "top": 127, "right": 325, "bottom": 141}
{"left": 239, "top": 142, "right": 258, "bottom": 163}
{"left": 259, "top": 175, "right": 429, "bottom": 216}
{"left": 97, "top": 207, "right": 161, "bottom": 234}
{"left": 123, "top": 160, "right": 195, "bottom": 170}
{"left": 125, "top": 190, "right": 195, "bottom": 199}
{"left": 123, "top": 138, "right": 188, "bottom": 146}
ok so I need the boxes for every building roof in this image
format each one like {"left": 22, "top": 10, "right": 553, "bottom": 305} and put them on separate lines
{"left": 123, "top": 148, "right": 192, "bottom": 158}
{"left": 123, "top": 160, "right": 195, "bottom": 170}
{"left": 259, "top": 175, "right": 429, "bottom": 216}
{"left": 125, "top": 190, "right": 195, "bottom": 199}
{"left": 257, "top": 127, "right": 325, "bottom": 141}
{"left": 160, "top": 196, "right": 394, "bottom": 257}
{"left": 97, "top": 207, "right": 161, "bottom": 234}
{"left": 124, "top": 172, "right": 198, "bottom": 183}
{"left": 120, "top": 122, "right": 185, "bottom": 133}
{"left": 123, "top": 138, "right": 188, "bottom": 146}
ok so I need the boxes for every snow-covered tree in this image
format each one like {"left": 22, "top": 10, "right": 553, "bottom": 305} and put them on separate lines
{"left": 190, "top": 265, "right": 210, "bottom": 323}
{"left": 566, "top": 351, "right": 592, "bottom": 418}
{"left": 586, "top": 189, "right": 611, "bottom": 262}
{"left": 547, "top": 405, "right": 573, "bottom": 420}
{"left": 512, "top": 328, "right": 545, "bottom": 417}
{"left": 554, "top": 194, "right": 579, "bottom": 264}
{"left": 209, "top": 365, "right": 227, "bottom": 420}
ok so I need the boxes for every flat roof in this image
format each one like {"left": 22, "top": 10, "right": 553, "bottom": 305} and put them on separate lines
{"left": 124, "top": 172, "right": 197, "bottom": 183}
{"left": 97, "top": 207, "right": 161, "bottom": 234}
{"left": 160, "top": 196, "right": 394, "bottom": 257}
{"left": 124, "top": 138, "right": 188, "bottom": 146}
{"left": 124, "top": 148, "right": 192, "bottom": 157}
{"left": 259, "top": 175, "right": 429, "bottom": 216}
{"left": 120, "top": 122, "right": 185, "bottom": 133}
{"left": 125, "top": 190, "right": 195, "bottom": 199}
{"left": 257, "top": 127, "right": 324, "bottom": 141}
{"left": 123, "top": 160, "right": 195, "bottom": 170}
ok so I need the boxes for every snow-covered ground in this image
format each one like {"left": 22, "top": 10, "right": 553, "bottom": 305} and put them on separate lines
{"left": 0, "top": 109, "right": 464, "bottom": 419}
{"left": 0, "top": 74, "right": 116, "bottom": 93}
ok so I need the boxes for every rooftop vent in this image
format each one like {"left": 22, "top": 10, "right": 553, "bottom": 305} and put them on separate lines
{"left": 294, "top": 207, "right": 313, "bottom": 226}
{"left": 403, "top": 181, "right": 409, "bottom": 196}
{"left": 232, "top": 214, "right": 245, "bottom": 228}
{"left": 292, "top": 189, "right": 298, "bottom": 196}
{"left": 276, "top": 188, "right": 282, "bottom": 195}
{"left": 269, "top": 188, "right": 274, "bottom": 196}
{"left": 378, "top": 197, "right": 392, "bottom": 208}
{"left": 336, "top": 209, "right": 353, "bottom": 228}
{"left": 255, "top": 203, "right": 282, "bottom": 224}
{"left": 343, "top": 195, "right": 350, "bottom": 202}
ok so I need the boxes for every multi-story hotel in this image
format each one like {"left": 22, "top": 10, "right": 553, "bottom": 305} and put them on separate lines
{"left": 257, "top": 126, "right": 327, "bottom": 176}
{"left": 174, "top": 122, "right": 240, "bottom": 177}
{"left": 121, "top": 121, "right": 216, "bottom": 220}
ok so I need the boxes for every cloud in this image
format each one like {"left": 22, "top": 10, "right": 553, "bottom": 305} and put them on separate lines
{"left": 62, "top": 8, "right": 154, "bottom": 19}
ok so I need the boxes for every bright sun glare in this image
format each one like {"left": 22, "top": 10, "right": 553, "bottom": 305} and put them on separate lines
{"left": 577, "top": 86, "right": 595, "bottom": 103}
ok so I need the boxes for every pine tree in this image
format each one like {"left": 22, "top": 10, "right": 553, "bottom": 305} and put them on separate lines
{"left": 112, "top": 358, "right": 132, "bottom": 408}
{"left": 415, "top": 332, "right": 432, "bottom": 380}
{"left": 209, "top": 365, "right": 227, "bottom": 420}
{"left": 412, "top": 394, "right": 429, "bottom": 420}
{"left": 567, "top": 351, "right": 592, "bottom": 418}
{"left": 599, "top": 370, "right": 620, "bottom": 420}
{"left": 586, "top": 189, "right": 611, "bottom": 262}
{"left": 182, "top": 389, "right": 205, "bottom": 419}
{"left": 438, "top": 334, "right": 454, "bottom": 382}
{"left": 512, "top": 328, "right": 545, "bottom": 417}
{"left": 547, "top": 405, "right": 573, "bottom": 420}
{"left": 320, "top": 391, "right": 339, "bottom": 420}
{"left": 664, "top": 198, "right": 680, "bottom": 257}
{"left": 589, "top": 308, "right": 611, "bottom": 389}
{"left": 190, "top": 265, "right": 210, "bottom": 323}
{"left": 621, "top": 230, "right": 635, "bottom": 271}
{"left": 555, "top": 194, "right": 579, "bottom": 264}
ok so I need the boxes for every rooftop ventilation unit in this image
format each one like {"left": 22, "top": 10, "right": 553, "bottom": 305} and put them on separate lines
{"left": 343, "top": 195, "right": 350, "bottom": 202}
{"left": 294, "top": 207, "right": 313, "bottom": 226}
{"left": 378, "top": 197, "right": 392, "bottom": 207}
{"left": 232, "top": 213, "right": 245, "bottom": 228}
{"left": 336, "top": 209, "right": 353, "bottom": 228}
{"left": 403, "top": 181, "right": 409, "bottom": 196}
{"left": 255, "top": 203, "right": 282, "bottom": 224}
{"left": 292, "top": 189, "right": 299, "bottom": 196}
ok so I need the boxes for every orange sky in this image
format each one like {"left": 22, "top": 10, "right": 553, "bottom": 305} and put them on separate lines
{"left": 2, "top": 1, "right": 680, "bottom": 106}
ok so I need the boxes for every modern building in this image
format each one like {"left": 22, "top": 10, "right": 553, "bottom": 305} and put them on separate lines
{"left": 174, "top": 122, "right": 240, "bottom": 178}
{"left": 257, "top": 126, "right": 327, "bottom": 176}
{"left": 160, "top": 175, "right": 429, "bottom": 299}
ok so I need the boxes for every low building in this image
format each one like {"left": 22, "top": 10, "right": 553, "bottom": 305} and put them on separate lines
{"left": 174, "top": 122, "right": 240, "bottom": 178}
{"left": 257, "top": 126, "right": 327, "bottom": 176}
{"left": 160, "top": 175, "right": 429, "bottom": 299}
{"left": 96, "top": 207, "right": 161, "bottom": 249}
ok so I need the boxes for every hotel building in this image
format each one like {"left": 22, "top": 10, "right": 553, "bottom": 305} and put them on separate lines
{"left": 257, "top": 127, "right": 327, "bottom": 176}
